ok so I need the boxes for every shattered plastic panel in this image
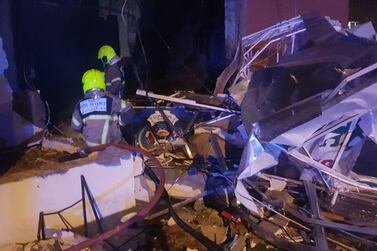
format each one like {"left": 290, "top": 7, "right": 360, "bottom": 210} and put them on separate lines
{"left": 236, "top": 14, "right": 377, "bottom": 215}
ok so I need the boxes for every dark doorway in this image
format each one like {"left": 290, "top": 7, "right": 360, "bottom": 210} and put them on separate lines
{"left": 135, "top": 0, "right": 225, "bottom": 94}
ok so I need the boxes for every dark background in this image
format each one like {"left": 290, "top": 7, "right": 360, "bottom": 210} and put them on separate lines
{"left": 349, "top": 0, "right": 377, "bottom": 25}
{"left": 10, "top": 0, "right": 225, "bottom": 122}
{"left": 8, "top": 0, "right": 377, "bottom": 123}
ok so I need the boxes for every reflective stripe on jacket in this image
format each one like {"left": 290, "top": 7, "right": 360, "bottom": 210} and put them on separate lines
{"left": 71, "top": 91, "right": 125, "bottom": 146}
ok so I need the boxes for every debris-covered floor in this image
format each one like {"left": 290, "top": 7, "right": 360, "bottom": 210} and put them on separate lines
{"left": 3, "top": 14, "right": 377, "bottom": 251}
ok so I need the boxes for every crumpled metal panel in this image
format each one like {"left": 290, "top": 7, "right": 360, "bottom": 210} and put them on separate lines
{"left": 236, "top": 15, "right": 377, "bottom": 215}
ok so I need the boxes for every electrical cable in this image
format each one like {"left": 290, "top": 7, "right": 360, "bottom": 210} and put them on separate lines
{"left": 144, "top": 164, "right": 224, "bottom": 251}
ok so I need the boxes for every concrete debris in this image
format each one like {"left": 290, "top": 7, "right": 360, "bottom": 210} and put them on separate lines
{"left": 4, "top": 10, "right": 377, "bottom": 251}
{"left": 265, "top": 190, "right": 295, "bottom": 205}
{"left": 0, "top": 233, "right": 104, "bottom": 251}
{"left": 167, "top": 217, "right": 177, "bottom": 226}
{"left": 41, "top": 137, "right": 78, "bottom": 154}
{"left": 195, "top": 207, "right": 224, "bottom": 226}
{"left": 199, "top": 225, "right": 227, "bottom": 244}
{"left": 23, "top": 239, "right": 62, "bottom": 251}
{"left": 95, "top": 145, "right": 132, "bottom": 166}
{"left": 258, "top": 216, "right": 288, "bottom": 236}
{"left": 193, "top": 198, "right": 205, "bottom": 211}
{"left": 21, "top": 231, "right": 105, "bottom": 251}
{"left": 141, "top": 169, "right": 205, "bottom": 199}
{"left": 134, "top": 176, "right": 154, "bottom": 202}
{"left": 228, "top": 234, "right": 263, "bottom": 251}
{"left": 186, "top": 248, "right": 199, "bottom": 251}
{"left": 267, "top": 179, "right": 287, "bottom": 192}
{"left": 120, "top": 212, "right": 138, "bottom": 223}
{"left": 0, "top": 244, "right": 23, "bottom": 251}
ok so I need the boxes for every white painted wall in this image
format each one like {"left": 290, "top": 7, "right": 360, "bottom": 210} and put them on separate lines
{"left": 0, "top": 156, "right": 136, "bottom": 245}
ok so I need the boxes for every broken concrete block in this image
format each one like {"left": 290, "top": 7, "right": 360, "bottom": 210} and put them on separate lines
{"left": 0, "top": 244, "right": 23, "bottom": 251}
{"left": 167, "top": 217, "right": 177, "bottom": 226}
{"left": 163, "top": 170, "right": 205, "bottom": 199}
{"left": 42, "top": 138, "right": 78, "bottom": 154}
{"left": 258, "top": 216, "right": 288, "bottom": 236}
{"left": 96, "top": 146, "right": 131, "bottom": 166}
{"left": 134, "top": 176, "right": 154, "bottom": 202}
{"left": 0, "top": 157, "right": 136, "bottom": 245}
{"left": 199, "top": 225, "right": 227, "bottom": 244}
{"left": 23, "top": 239, "right": 61, "bottom": 251}
{"left": 126, "top": 153, "right": 144, "bottom": 177}
{"left": 141, "top": 169, "right": 205, "bottom": 199}
{"left": 267, "top": 179, "right": 287, "bottom": 191}
{"left": 193, "top": 198, "right": 205, "bottom": 211}
{"left": 265, "top": 190, "right": 295, "bottom": 205}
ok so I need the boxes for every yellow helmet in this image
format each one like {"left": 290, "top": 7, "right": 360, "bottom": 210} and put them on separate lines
{"left": 82, "top": 69, "right": 105, "bottom": 94}
{"left": 97, "top": 45, "right": 117, "bottom": 64}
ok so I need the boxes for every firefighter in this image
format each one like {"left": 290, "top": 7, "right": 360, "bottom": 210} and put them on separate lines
{"left": 97, "top": 45, "right": 125, "bottom": 98}
{"left": 71, "top": 69, "right": 133, "bottom": 147}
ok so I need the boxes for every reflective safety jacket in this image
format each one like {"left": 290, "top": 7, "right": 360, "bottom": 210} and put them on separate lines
{"left": 71, "top": 90, "right": 127, "bottom": 147}
{"left": 105, "top": 56, "right": 125, "bottom": 99}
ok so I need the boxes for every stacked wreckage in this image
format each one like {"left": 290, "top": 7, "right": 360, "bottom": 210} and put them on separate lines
{"left": 4, "top": 14, "right": 377, "bottom": 250}
{"left": 133, "top": 15, "right": 377, "bottom": 250}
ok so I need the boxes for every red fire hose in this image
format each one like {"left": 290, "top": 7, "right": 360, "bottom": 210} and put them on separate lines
{"left": 65, "top": 143, "right": 166, "bottom": 251}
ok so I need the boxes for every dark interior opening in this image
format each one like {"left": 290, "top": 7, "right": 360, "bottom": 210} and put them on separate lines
{"left": 135, "top": 0, "right": 225, "bottom": 94}
{"left": 349, "top": 0, "right": 377, "bottom": 26}
{"left": 11, "top": 0, "right": 225, "bottom": 122}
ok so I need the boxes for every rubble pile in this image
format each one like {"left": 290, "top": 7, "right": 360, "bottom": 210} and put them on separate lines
{"left": 2, "top": 231, "right": 105, "bottom": 251}
{"left": 3, "top": 14, "right": 377, "bottom": 251}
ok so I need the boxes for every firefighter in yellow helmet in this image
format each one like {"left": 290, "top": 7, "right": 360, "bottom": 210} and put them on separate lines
{"left": 71, "top": 69, "right": 133, "bottom": 146}
{"left": 98, "top": 45, "right": 125, "bottom": 99}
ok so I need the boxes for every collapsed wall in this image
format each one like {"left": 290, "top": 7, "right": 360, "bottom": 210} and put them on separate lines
{"left": 0, "top": 151, "right": 139, "bottom": 246}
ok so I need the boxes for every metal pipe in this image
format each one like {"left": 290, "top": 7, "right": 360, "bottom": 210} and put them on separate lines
{"left": 81, "top": 177, "right": 88, "bottom": 237}
{"left": 81, "top": 175, "right": 104, "bottom": 233}
{"left": 240, "top": 28, "right": 306, "bottom": 73}
{"left": 65, "top": 143, "right": 166, "bottom": 251}
{"left": 324, "top": 62, "right": 377, "bottom": 102}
